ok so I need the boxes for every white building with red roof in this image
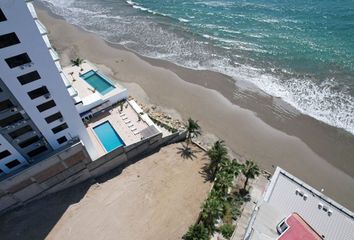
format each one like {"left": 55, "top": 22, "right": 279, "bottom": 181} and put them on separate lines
{"left": 244, "top": 167, "right": 354, "bottom": 240}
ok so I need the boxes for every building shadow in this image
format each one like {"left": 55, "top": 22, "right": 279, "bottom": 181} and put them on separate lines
{"left": 0, "top": 180, "right": 91, "bottom": 240}
{"left": 0, "top": 147, "right": 162, "bottom": 240}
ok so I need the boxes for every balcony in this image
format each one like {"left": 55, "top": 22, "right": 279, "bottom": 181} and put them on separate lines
{"left": 56, "top": 61, "right": 63, "bottom": 73}
{"left": 0, "top": 107, "right": 19, "bottom": 120}
{"left": 67, "top": 86, "right": 78, "bottom": 97}
{"left": 26, "top": 2, "right": 37, "bottom": 19}
{"left": 1, "top": 119, "right": 28, "bottom": 132}
{"left": 49, "top": 49, "right": 60, "bottom": 62}
{"left": 12, "top": 130, "right": 38, "bottom": 145}
{"left": 61, "top": 72, "right": 71, "bottom": 88}
{"left": 35, "top": 20, "right": 47, "bottom": 35}
{"left": 18, "top": 137, "right": 44, "bottom": 151}
{"left": 42, "top": 35, "right": 52, "bottom": 49}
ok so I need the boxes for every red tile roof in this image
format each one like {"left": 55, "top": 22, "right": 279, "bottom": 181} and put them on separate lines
{"left": 279, "top": 213, "right": 323, "bottom": 240}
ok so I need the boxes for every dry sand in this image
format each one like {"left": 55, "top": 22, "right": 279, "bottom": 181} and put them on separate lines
{"left": 0, "top": 144, "right": 211, "bottom": 240}
{"left": 35, "top": 6, "right": 354, "bottom": 210}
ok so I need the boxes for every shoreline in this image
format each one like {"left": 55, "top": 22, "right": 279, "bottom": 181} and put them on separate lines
{"left": 36, "top": 4, "right": 354, "bottom": 210}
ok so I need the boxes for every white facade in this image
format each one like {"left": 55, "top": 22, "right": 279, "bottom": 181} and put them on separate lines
{"left": 0, "top": 0, "right": 98, "bottom": 176}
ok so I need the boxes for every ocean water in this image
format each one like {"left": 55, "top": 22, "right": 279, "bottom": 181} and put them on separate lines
{"left": 40, "top": 0, "right": 354, "bottom": 134}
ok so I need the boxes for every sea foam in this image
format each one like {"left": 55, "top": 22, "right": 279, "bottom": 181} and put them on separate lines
{"left": 39, "top": 0, "right": 354, "bottom": 135}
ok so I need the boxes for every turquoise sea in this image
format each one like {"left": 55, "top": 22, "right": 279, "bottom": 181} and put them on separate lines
{"left": 40, "top": 0, "right": 354, "bottom": 134}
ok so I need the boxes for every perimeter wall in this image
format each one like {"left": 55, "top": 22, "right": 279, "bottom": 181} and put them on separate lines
{"left": 0, "top": 130, "right": 187, "bottom": 214}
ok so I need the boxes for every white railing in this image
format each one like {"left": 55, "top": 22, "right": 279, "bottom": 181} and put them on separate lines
{"left": 26, "top": 1, "right": 37, "bottom": 19}
{"left": 35, "top": 20, "right": 47, "bottom": 35}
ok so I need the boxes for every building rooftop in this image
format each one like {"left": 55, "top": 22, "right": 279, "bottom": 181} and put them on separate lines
{"left": 245, "top": 167, "right": 354, "bottom": 240}
{"left": 278, "top": 213, "right": 322, "bottom": 240}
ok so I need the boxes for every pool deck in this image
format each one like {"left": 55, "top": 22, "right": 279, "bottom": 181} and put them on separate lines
{"left": 86, "top": 101, "right": 154, "bottom": 157}
{"left": 63, "top": 61, "right": 126, "bottom": 99}
{"left": 63, "top": 62, "right": 98, "bottom": 98}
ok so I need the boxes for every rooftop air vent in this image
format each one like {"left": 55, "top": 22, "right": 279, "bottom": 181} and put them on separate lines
{"left": 328, "top": 210, "right": 333, "bottom": 216}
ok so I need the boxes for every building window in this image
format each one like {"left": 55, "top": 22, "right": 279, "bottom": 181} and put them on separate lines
{"left": 9, "top": 125, "right": 33, "bottom": 139}
{"left": 5, "top": 159, "right": 21, "bottom": 169}
{"left": 0, "top": 150, "right": 11, "bottom": 159}
{"left": 17, "top": 71, "right": 41, "bottom": 85}
{"left": 0, "top": 32, "right": 20, "bottom": 49}
{"left": 52, "top": 123, "right": 68, "bottom": 134}
{"left": 45, "top": 112, "right": 63, "bottom": 124}
{"left": 19, "top": 136, "right": 40, "bottom": 148}
{"left": 0, "top": 99, "right": 14, "bottom": 112}
{"left": 57, "top": 136, "right": 67, "bottom": 144}
{"left": 0, "top": 9, "right": 6, "bottom": 22}
{"left": 5, "top": 53, "right": 31, "bottom": 69}
{"left": 27, "top": 146, "right": 48, "bottom": 158}
{"left": 36, "top": 100, "right": 56, "bottom": 112}
{"left": 28, "top": 86, "right": 49, "bottom": 99}
{"left": 0, "top": 113, "right": 24, "bottom": 127}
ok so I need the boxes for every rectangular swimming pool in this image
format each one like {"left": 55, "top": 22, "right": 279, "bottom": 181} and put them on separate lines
{"left": 80, "top": 70, "right": 115, "bottom": 95}
{"left": 93, "top": 121, "right": 124, "bottom": 152}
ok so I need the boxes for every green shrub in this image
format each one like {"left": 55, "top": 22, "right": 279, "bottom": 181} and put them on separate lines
{"left": 223, "top": 202, "right": 233, "bottom": 224}
{"left": 200, "top": 192, "right": 224, "bottom": 233}
{"left": 219, "top": 223, "right": 235, "bottom": 239}
{"left": 182, "top": 223, "right": 209, "bottom": 240}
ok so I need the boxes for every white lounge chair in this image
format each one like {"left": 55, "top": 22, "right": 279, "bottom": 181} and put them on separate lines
{"left": 124, "top": 120, "right": 131, "bottom": 124}
{"left": 128, "top": 123, "right": 134, "bottom": 127}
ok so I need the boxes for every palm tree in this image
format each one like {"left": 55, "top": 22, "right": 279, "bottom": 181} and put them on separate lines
{"left": 200, "top": 193, "right": 224, "bottom": 233}
{"left": 71, "top": 58, "right": 84, "bottom": 71}
{"left": 185, "top": 118, "right": 201, "bottom": 145}
{"left": 241, "top": 160, "right": 260, "bottom": 190}
{"left": 207, "top": 140, "right": 228, "bottom": 179}
{"left": 182, "top": 223, "right": 209, "bottom": 240}
{"left": 214, "top": 170, "right": 234, "bottom": 198}
{"left": 219, "top": 158, "right": 242, "bottom": 177}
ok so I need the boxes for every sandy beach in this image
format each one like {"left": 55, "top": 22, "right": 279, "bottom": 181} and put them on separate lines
{"left": 35, "top": 5, "right": 354, "bottom": 210}
{"left": 0, "top": 144, "right": 212, "bottom": 240}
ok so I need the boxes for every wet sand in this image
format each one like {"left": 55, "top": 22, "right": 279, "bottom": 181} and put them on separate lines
{"left": 36, "top": 5, "right": 354, "bottom": 210}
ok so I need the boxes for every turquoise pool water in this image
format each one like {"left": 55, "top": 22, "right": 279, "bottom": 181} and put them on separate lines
{"left": 93, "top": 121, "right": 124, "bottom": 152}
{"left": 80, "top": 70, "right": 115, "bottom": 95}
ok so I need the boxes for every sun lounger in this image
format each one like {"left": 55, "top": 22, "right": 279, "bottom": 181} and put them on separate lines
{"left": 124, "top": 120, "right": 131, "bottom": 124}
{"left": 120, "top": 113, "right": 126, "bottom": 117}
{"left": 122, "top": 116, "right": 128, "bottom": 120}
{"left": 128, "top": 123, "right": 134, "bottom": 127}
{"left": 131, "top": 127, "right": 137, "bottom": 131}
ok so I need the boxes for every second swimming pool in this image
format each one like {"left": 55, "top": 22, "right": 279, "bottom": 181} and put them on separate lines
{"left": 80, "top": 70, "right": 115, "bottom": 95}
{"left": 93, "top": 121, "right": 124, "bottom": 152}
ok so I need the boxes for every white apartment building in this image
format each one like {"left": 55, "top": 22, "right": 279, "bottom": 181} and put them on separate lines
{"left": 0, "top": 0, "right": 98, "bottom": 176}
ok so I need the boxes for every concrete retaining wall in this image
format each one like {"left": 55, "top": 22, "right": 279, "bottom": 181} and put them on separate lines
{"left": 0, "top": 130, "right": 187, "bottom": 215}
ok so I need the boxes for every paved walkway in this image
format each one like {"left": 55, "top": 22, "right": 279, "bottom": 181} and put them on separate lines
{"left": 231, "top": 174, "right": 269, "bottom": 240}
